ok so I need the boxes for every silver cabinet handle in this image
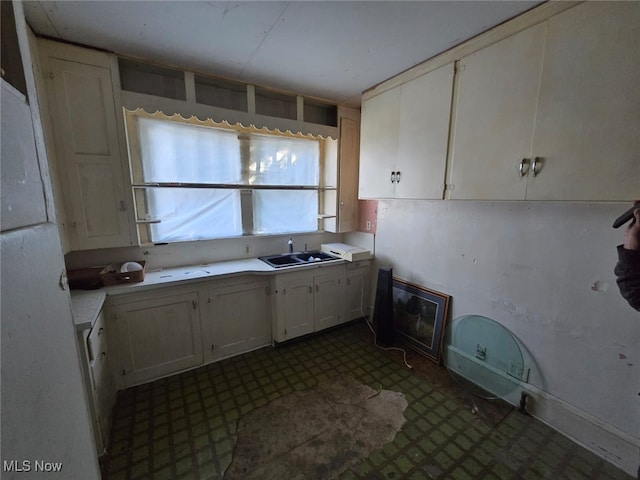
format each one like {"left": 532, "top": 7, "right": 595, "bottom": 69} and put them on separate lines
{"left": 532, "top": 157, "right": 542, "bottom": 176}
{"left": 396, "top": 171, "right": 401, "bottom": 183}
{"left": 390, "top": 171, "right": 396, "bottom": 183}
{"left": 519, "top": 158, "right": 530, "bottom": 177}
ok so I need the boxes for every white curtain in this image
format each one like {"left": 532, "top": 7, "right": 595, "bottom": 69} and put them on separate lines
{"left": 253, "top": 190, "right": 317, "bottom": 234}
{"left": 135, "top": 115, "right": 320, "bottom": 241}
{"left": 149, "top": 188, "right": 242, "bottom": 241}
{"left": 138, "top": 117, "right": 242, "bottom": 184}
{"left": 249, "top": 135, "right": 319, "bottom": 186}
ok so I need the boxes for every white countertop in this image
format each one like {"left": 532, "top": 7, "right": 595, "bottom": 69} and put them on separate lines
{"left": 69, "top": 256, "right": 347, "bottom": 331}
{"left": 70, "top": 290, "right": 107, "bottom": 331}
{"left": 105, "top": 258, "right": 274, "bottom": 294}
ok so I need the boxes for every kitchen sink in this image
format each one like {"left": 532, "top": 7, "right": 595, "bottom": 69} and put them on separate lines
{"left": 294, "top": 251, "right": 335, "bottom": 262}
{"left": 259, "top": 250, "right": 339, "bottom": 268}
{"left": 261, "top": 254, "right": 303, "bottom": 267}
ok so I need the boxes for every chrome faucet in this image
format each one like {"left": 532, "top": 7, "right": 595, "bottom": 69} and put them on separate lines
{"left": 288, "top": 236, "right": 294, "bottom": 254}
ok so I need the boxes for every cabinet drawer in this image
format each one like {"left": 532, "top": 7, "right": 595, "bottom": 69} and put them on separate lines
{"left": 87, "top": 311, "right": 107, "bottom": 364}
{"left": 87, "top": 311, "right": 108, "bottom": 389}
{"left": 91, "top": 346, "right": 108, "bottom": 391}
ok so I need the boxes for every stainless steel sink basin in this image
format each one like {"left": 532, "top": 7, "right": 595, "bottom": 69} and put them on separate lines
{"left": 259, "top": 250, "right": 339, "bottom": 268}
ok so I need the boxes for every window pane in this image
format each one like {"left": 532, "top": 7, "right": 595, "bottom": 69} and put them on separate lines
{"left": 253, "top": 190, "right": 317, "bottom": 234}
{"left": 148, "top": 188, "right": 241, "bottom": 242}
{"left": 138, "top": 117, "right": 241, "bottom": 184}
{"left": 249, "top": 135, "right": 319, "bottom": 186}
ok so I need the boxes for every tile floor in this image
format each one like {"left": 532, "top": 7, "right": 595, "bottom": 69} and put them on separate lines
{"left": 100, "top": 321, "right": 632, "bottom": 480}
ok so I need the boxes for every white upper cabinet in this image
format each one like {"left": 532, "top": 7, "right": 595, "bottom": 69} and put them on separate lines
{"left": 39, "top": 40, "right": 133, "bottom": 250}
{"left": 359, "top": 63, "right": 454, "bottom": 199}
{"left": 448, "top": 24, "right": 546, "bottom": 200}
{"left": 448, "top": 2, "right": 639, "bottom": 201}
{"left": 527, "top": 1, "right": 640, "bottom": 201}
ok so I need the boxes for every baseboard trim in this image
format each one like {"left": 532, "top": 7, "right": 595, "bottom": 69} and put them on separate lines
{"left": 522, "top": 386, "right": 639, "bottom": 476}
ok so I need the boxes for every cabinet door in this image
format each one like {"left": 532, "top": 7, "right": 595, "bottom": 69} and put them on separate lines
{"left": 275, "top": 273, "right": 314, "bottom": 342}
{"left": 448, "top": 24, "right": 546, "bottom": 200}
{"left": 338, "top": 116, "right": 360, "bottom": 232}
{"left": 112, "top": 292, "right": 202, "bottom": 387}
{"left": 46, "top": 45, "right": 132, "bottom": 250}
{"left": 359, "top": 87, "right": 400, "bottom": 199}
{"left": 396, "top": 63, "right": 454, "bottom": 199}
{"left": 208, "top": 280, "right": 271, "bottom": 361}
{"left": 347, "top": 263, "right": 370, "bottom": 321}
{"left": 527, "top": 2, "right": 640, "bottom": 201}
{"left": 314, "top": 268, "right": 347, "bottom": 331}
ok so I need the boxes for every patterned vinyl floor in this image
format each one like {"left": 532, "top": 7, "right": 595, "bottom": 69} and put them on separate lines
{"left": 99, "top": 320, "right": 632, "bottom": 480}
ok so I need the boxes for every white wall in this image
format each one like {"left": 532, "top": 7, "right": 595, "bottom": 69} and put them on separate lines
{"left": 371, "top": 199, "right": 639, "bottom": 473}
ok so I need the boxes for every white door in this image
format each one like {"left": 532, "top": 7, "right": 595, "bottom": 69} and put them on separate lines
{"left": 527, "top": 1, "right": 640, "bottom": 201}
{"left": 396, "top": 63, "right": 454, "bottom": 199}
{"left": 447, "top": 23, "right": 546, "bottom": 200}
{"left": 1, "top": 73, "right": 100, "bottom": 476}
{"left": 208, "top": 280, "right": 271, "bottom": 360}
{"left": 359, "top": 87, "right": 400, "bottom": 199}
{"left": 338, "top": 116, "right": 360, "bottom": 232}
{"left": 314, "top": 268, "right": 347, "bottom": 331}
{"left": 347, "top": 265, "right": 370, "bottom": 321}
{"left": 47, "top": 53, "right": 131, "bottom": 249}
{"left": 112, "top": 292, "right": 203, "bottom": 387}
{"left": 275, "top": 273, "right": 314, "bottom": 341}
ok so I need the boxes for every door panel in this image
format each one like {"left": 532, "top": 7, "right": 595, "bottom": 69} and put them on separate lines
{"left": 396, "top": 63, "right": 454, "bottom": 199}
{"left": 527, "top": 1, "right": 640, "bottom": 200}
{"left": 448, "top": 24, "right": 546, "bottom": 200}
{"left": 114, "top": 292, "right": 202, "bottom": 386}
{"left": 49, "top": 56, "right": 131, "bottom": 248}
{"left": 359, "top": 88, "right": 400, "bottom": 199}
{"left": 209, "top": 281, "right": 271, "bottom": 360}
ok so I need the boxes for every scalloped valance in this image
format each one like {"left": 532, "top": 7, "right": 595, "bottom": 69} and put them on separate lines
{"left": 123, "top": 107, "right": 335, "bottom": 141}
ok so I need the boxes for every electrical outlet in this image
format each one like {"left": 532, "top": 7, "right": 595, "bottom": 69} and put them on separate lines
{"left": 366, "top": 220, "right": 371, "bottom": 231}
{"left": 244, "top": 244, "right": 250, "bottom": 255}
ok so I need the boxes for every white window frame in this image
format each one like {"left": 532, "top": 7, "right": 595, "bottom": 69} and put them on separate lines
{"left": 123, "top": 108, "right": 336, "bottom": 244}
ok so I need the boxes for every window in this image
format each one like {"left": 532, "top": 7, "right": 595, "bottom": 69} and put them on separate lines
{"left": 125, "top": 109, "right": 333, "bottom": 244}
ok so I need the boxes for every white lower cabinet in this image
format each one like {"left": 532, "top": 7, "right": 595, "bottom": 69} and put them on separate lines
{"left": 274, "top": 265, "right": 347, "bottom": 342}
{"left": 77, "top": 309, "right": 116, "bottom": 455}
{"left": 204, "top": 278, "right": 272, "bottom": 362}
{"left": 106, "top": 264, "right": 367, "bottom": 386}
{"left": 88, "top": 312, "right": 116, "bottom": 450}
{"left": 110, "top": 290, "right": 203, "bottom": 388}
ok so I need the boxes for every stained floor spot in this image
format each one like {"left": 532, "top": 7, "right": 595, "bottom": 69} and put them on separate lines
{"left": 225, "top": 375, "right": 407, "bottom": 479}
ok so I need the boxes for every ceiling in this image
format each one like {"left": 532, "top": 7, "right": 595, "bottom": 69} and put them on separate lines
{"left": 23, "top": 1, "right": 541, "bottom": 106}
